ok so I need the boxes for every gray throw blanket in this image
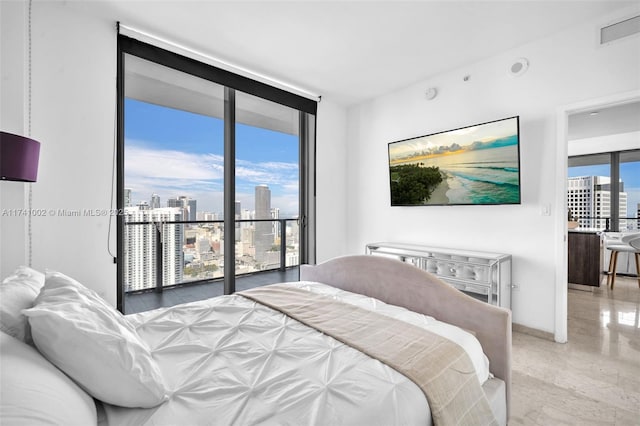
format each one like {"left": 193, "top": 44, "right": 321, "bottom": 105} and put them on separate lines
{"left": 239, "top": 284, "right": 497, "bottom": 426}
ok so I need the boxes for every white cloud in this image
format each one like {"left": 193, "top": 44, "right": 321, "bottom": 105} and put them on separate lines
{"left": 125, "top": 142, "right": 300, "bottom": 214}
{"left": 236, "top": 159, "right": 298, "bottom": 186}
{"left": 126, "top": 146, "right": 224, "bottom": 180}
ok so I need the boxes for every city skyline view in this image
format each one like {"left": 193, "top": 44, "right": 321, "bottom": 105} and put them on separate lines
{"left": 123, "top": 183, "right": 301, "bottom": 291}
{"left": 568, "top": 162, "right": 640, "bottom": 220}
{"left": 124, "top": 98, "right": 300, "bottom": 218}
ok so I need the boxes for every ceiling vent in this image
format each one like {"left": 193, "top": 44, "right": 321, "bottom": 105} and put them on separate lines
{"left": 600, "top": 15, "right": 640, "bottom": 44}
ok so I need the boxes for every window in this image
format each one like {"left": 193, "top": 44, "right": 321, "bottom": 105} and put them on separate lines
{"left": 122, "top": 55, "right": 225, "bottom": 292}
{"left": 117, "top": 35, "right": 317, "bottom": 313}
{"left": 568, "top": 149, "right": 640, "bottom": 231}
{"left": 620, "top": 150, "right": 640, "bottom": 231}
{"left": 235, "top": 91, "right": 301, "bottom": 275}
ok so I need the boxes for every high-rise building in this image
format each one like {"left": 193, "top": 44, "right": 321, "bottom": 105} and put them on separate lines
{"left": 271, "top": 207, "right": 280, "bottom": 243}
{"left": 235, "top": 201, "right": 241, "bottom": 241}
{"left": 240, "top": 208, "right": 252, "bottom": 243}
{"left": 567, "top": 176, "right": 627, "bottom": 230}
{"left": 167, "top": 196, "right": 194, "bottom": 222}
{"left": 150, "top": 194, "right": 161, "bottom": 209}
{"left": 254, "top": 185, "right": 273, "bottom": 262}
{"left": 203, "top": 212, "right": 219, "bottom": 221}
{"left": 188, "top": 199, "right": 197, "bottom": 221}
{"left": 123, "top": 207, "right": 184, "bottom": 291}
{"left": 124, "top": 188, "right": 132, "bottom": 207}
{"left": 167, "top": 197, "right": 183, "bottom": 208}
{"left": 290, "top": 215, "right": 300, "bottom": 243}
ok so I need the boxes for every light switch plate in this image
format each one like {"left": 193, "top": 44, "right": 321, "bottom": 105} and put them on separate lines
{"left": 541, "top": 204, "right": 551, "bottom": 216}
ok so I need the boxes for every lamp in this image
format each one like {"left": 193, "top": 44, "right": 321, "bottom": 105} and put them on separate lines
{"left": 0, "top": 131, "right": 41, "bottom": 182}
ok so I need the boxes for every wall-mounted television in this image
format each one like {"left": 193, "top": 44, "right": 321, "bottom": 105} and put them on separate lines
{"left": 388, "top": 116, "right": 521, "bottom": 206}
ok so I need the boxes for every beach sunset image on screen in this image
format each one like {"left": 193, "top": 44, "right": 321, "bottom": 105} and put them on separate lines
{"left": 388, "top": 116, "right": 521, "bottom": 206}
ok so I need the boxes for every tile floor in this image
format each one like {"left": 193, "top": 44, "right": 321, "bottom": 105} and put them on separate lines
{"left": 510, "top": 276, "right": 640, "bottom": 425}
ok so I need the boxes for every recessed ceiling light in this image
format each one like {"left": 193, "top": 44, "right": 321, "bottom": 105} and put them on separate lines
{"left": 508, "top": 58, "right": 529, "bottom": 77}
{"left": 590, "top": 111, "right": 600, "bottom": 116}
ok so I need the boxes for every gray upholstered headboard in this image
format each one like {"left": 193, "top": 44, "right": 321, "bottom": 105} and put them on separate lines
{"left": 300, "top": 255, "right": 512, "bottom": 415}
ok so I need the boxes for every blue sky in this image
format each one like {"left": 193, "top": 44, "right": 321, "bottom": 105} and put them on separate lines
{"left": 124, "top": 99, "right": 299, "bottom": 216}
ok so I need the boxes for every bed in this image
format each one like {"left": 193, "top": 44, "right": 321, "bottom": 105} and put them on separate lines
{"left": 0, "top": 255, "right": 511, "bottom": 425}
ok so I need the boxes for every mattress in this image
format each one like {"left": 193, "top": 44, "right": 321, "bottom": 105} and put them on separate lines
{"left": 103, "top": 281, "right": 501, "bottom": 425}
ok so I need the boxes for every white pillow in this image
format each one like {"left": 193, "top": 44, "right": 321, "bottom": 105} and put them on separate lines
{"left": 23, "top": 271, "right": 168, "bottom": 408}
{"left": 0, "top": 331, "right": 97, "bottom": 425}
{"left": 0, "top": 266, "right": 45, "bottom": 342}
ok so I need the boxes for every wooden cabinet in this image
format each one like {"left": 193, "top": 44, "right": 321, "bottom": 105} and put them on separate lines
{"left": 567, "top": 231, "right": 601, "bottom": 287}
{"left": 365, "top": 242, "right": 512, "bottom": 309}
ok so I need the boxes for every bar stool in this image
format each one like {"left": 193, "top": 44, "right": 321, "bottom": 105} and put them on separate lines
{"left": 606, "top": 233, "right": 640, "bottom": 289}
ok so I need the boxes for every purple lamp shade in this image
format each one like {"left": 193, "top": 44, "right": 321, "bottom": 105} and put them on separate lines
{"left": 1, "top": 131, "right": 41, "bottom": 182}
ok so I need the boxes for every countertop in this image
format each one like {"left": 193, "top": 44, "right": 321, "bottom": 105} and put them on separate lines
{"left": 568, "top": 228, "right": 601, "bottom": 234}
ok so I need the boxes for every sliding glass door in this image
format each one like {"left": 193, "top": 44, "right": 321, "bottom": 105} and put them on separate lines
{"left": 122, "top": 54, "right": 226, "bottom": 294}
{"left": 117, "top": 35, "right": 316, "bottom": 313}
{"left": 235, "top": 91, "right": 301, "bottom": 278}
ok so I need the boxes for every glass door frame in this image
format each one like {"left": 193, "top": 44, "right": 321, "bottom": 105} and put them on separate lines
{"left": 116, "top": 34, "right": 317, "bottom": 312}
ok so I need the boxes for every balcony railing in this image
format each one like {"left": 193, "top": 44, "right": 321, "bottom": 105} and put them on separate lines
{"left": 123, "top": 218, "right": 299, "bottom": 294}
{"left": 572, "top": 216, "right": 639, "bottom": 232}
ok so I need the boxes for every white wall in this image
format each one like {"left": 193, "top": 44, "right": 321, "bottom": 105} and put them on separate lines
{"left": 0, "top": 1, "right": 349, "bottom": 304}
{"left": 316, "top": 99, "right": 348, "bottom": 262}
{"left": 26, "top": 2, "right": 117, "bottom": 303}
{"left": 345, "top": 5, "right": 640, "bottom": 333}
{"left": 0, "top": 1, "right": 28, "bottom": 281}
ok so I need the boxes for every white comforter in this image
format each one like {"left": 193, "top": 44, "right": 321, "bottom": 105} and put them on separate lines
{"left": 103, "top": 282, "right": 490, "bottom": 426}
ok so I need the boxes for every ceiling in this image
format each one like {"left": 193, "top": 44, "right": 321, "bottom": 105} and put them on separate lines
{"left": 65, "top": 0, "right": 637, "bottom": 106}
{"left": 568, "top": 101, "right": 640, "bottom": 140}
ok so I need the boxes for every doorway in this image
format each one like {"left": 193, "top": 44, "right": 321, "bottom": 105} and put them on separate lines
{"left": 555, "top": 90, "right": 640, "bottom": 342}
